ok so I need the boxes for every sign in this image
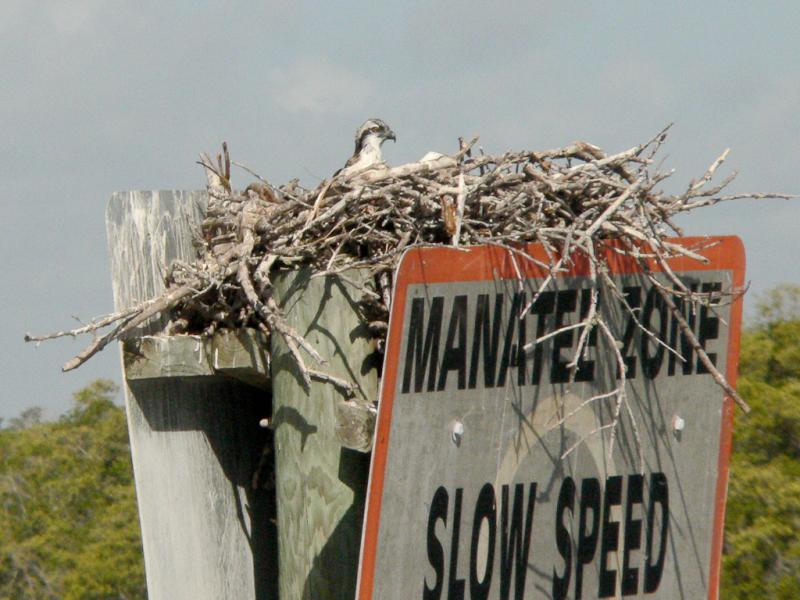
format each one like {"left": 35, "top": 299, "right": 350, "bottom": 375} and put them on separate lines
{"left": 357, "top": 237, "right": 744, "bottom": 600}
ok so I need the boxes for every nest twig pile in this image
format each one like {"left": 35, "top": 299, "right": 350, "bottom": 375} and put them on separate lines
{"left": 26, "top": 127, "right": 794, "bottom": 431}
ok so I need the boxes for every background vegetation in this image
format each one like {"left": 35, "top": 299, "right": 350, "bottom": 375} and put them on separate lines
{"left": 722, "top": 285, "right": 800, "bottom": 598}
{"left": 2, "top": 286, "right": 799, "bottom": 598}
{"left": 0, "top": 381, "right": 145, "bottom": 599}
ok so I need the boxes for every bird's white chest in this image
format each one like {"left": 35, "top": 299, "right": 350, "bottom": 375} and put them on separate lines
{"left": 350, "top": 136, "right": 383, "bottom": 168}
{"left": 338, "top": 132, "right": 388, "bottom": 177}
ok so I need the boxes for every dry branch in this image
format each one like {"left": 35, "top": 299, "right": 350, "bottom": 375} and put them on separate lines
{"left": 26, "top": 127, "right": 796, "bottom": 458}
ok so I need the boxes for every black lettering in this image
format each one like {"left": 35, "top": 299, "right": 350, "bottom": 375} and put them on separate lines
{"left": 530, "top": 291, "right": 556, "bottom": 385}
{"left": 576, "top": 478, "right": 601, "bottom": 599}
{"left": 598, "top": 475, "right": 623, "bottom": 597}
{"left": 402, "top": 297, "right": 444, "bottom": 393}
{"left": 696, "top": 282, "right": 721, "bottom": 373}
{"left": 500, "top": 483, "right": 537, "bottom": 600}
{"left": 552, "top": 477, "right": 575, "bottom": 600}
{"left": 644, "top": 473, "right": 669, "bottom": 593}
{"left": 574, "top": 289, "right": 598, "bottom": 382}
{"left": 622, "top": 474, "right": 644, "bottom": 596}
{"left": 667, "top": 283, "right": 698, "bottom": 376}
{"left": 497, "top": 292, "right": 527, "bottom": 387}
{"left": 469, "top": 294, "right": 504, "bottom": 389}
{"left": 618, "top": 287, "right": 641, "bottom": 379}
{"left": 424, "top": 486, "right": 449, "bottom": 600}
{"left": 438, "top": 295, "right": 469, "bottom": 391}
{"left": 641, "top": 287, "right": 667, "bottom": 379}
{"left": 469, "top": 484, "right": 497, "bottom": 600}
{"left": 551, "top": 290, "right": 578, "bottom": 383}
{"left": 448, "top": 488, "right": 466, "bottom": 600}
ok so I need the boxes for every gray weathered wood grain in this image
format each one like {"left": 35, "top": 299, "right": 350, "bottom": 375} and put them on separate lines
{"left": 107, "top": 190, "right": 207, "bottom": 334}
{"left": 271, "top": 269, "right": 379, "bottom": 600}
{"left": 123, "top": 329, "right": 270, "bottom": 389}
{"left": 107, "top": 190, "right": 276, "bottom": 600}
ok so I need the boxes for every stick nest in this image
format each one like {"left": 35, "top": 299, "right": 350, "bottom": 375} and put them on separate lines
{"left": 27, "top": 127, "right": 795, "bottom": 422}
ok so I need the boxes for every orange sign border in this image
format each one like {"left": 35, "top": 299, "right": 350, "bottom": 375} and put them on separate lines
{"left": 357, "top": 236, "right": 745, "bottom": 600}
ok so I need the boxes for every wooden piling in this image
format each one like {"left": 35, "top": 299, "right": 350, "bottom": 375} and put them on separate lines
{"left": 107, "top": 191, "right": 277, "bottom": 600}
{"left": 271, "top": 269, "right": 379, "bottom": 600}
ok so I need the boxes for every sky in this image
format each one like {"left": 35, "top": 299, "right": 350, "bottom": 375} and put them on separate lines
{"left": 2, "top": 1, "right": 798, "bottom": 419}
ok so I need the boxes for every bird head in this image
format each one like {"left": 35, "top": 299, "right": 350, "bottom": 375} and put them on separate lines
{"left": 354, "top": 118, "right": 396, "bottom": 154}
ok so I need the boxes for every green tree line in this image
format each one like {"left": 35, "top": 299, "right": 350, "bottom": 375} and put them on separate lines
{"left": 1, "top": 287, "right": 799, "bottom": 598}
{"left": 721, "top": 285, "right": 800, "bottom": 598}
{"left": 0, "top": 381, "right": 145, "bottom": 599}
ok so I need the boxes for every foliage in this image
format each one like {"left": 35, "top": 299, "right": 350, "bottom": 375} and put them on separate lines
{"left": 0, "top": 380, "right": 145, "bottom": 600}
{"left": 752, "top": 283, "right": 800, "bottom": 328}
{"left": 4, "top": 284, "right": 800, "bottom": 597}
{"left": 721, "top": 292, "right": 800, "bottom": 598}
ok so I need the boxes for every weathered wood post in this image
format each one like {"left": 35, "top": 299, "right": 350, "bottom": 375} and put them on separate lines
{"left": 107, "top": 191, "right": 378, "bottom": 600}
{"left": 107, "top": 191, "right": 277, "bottom": 600}
{"left": 271, "top": 269, "right": 378, "bottom": 600}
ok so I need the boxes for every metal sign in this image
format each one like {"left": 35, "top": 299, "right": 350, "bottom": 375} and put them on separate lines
{"left": 357, "top": 237, "right": 744, "bottom": 600}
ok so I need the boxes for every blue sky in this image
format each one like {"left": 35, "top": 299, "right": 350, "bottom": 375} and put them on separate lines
{"left": 2, "top": 1, "right": 798, "bottom": 417}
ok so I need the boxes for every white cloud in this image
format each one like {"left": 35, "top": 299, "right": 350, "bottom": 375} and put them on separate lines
{"left": 268, "top": 57, "right": 374, "bottom": 115}
{"left": 0, "top": 0, "right": 103, "bottom": 35}
{"left": 46, "top": 0, "right": 103, "bottom": 34}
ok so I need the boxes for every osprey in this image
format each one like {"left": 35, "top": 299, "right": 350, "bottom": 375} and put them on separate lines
{"left": 336, "top": 118, "right": 396, "bottom": 177}
{"left": 304, "top": 119, "right": 396, "bottom": 226}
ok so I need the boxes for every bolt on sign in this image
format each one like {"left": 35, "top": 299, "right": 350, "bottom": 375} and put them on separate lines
{"left": 356, "top": 237, "right": 744, "bottom": 600}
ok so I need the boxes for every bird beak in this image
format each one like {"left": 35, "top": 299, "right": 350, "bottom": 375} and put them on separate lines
{"left": 386, "top": 129, "right": 396, "bottom": 142}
